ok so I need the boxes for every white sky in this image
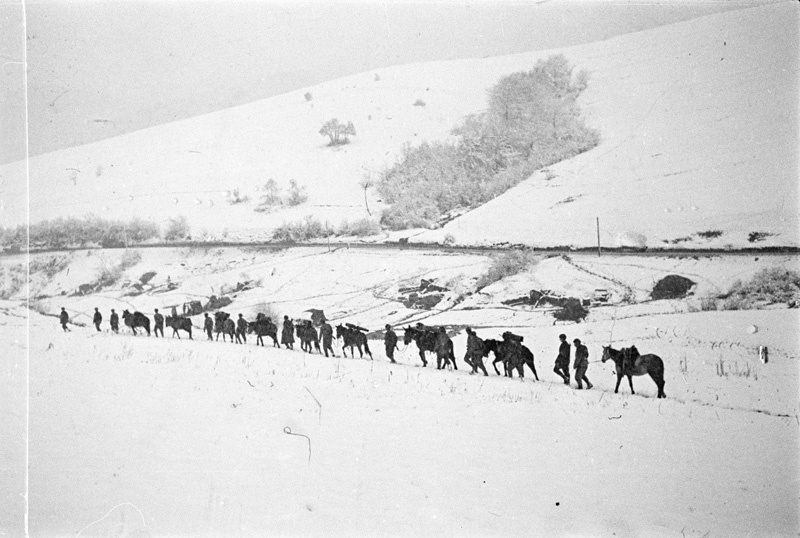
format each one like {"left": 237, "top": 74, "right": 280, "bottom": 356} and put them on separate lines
{"left": 0, "top": 0, "right": 775, "bottom": 164}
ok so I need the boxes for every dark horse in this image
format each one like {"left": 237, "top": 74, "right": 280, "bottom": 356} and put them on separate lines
{"left": 297, "top": 320, "right": 321, "bottom": 354}
{"left": 165, "top": 315, "right": 193, "bottom": 339}
{"left": 122, "top": 310, "right": 150, "bottom": 336}
{"left": 214, "top": 312, "right": 236, "bottom": 343}
{"left": 601, "top": 345, "right": 666, "bottom": 398}
{"left": 248, "top": 315, "right": 279, "bottom": 347}
{"left": 336, "top": 325, "right": 372, "bottom": 359}
{"left": 483, "top": 338, "right": 538, "bottom": 380}
{"left": 403, "top": 326, "right": 456, "bottom": 369}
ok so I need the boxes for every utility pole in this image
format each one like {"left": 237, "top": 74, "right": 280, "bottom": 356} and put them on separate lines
{"left": 596, "top": 217, "right": 601, "bottom": 257}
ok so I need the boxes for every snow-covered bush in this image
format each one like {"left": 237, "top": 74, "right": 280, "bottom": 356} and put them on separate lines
{"left": 475, "top": 250, "right": 539, "bottom": 291}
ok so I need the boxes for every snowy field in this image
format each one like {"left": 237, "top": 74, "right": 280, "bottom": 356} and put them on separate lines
{"left": 2, "top": 247, "right": 799, "bottom": 536}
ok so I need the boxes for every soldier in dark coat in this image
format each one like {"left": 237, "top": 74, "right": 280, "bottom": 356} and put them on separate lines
{"left": 203, "top": 313, "right": 214, "bottom": 340}
{"left": 465, "top": 327, "right": 488, "bottom": 376}
{"left": 59, "top": 307, "right": 70, "bottom": 332}
{"left": 93, "top": 308, "right": 102, "bottom": 332}
{"left": 153, "top": 309, "right": 164, "bottom": 337}
{"left": 573, "top": 338, "right": 592, "bottom": 389}
{"left": 554, "top": 334, "right": 571, "bottom": 385}
{"left": 109, "top": 309, "right": 119, "bottom": 333}
{"left": 236, "top": 313, "right": 248, "bottom": 344}
{"left": 384, "top": 324, "right": 398, "bottom": 363}
{"left": 281, "top": 315, "right": 295, "bottom": 350}
{"left": 319, "top": 318, "right": 335, "bottom": 357}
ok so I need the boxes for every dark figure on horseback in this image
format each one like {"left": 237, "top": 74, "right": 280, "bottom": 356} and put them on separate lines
{"left": 573, "top": 338, "right": 592, "bottom": 389}
{"left": 153, "top": 309, "right": 164, "bottom": 337}
{"left": 602, "top": 345, "right": 666, "bottom": 398}
{"left": 281, "top": 316, "right": 295, "bottom": 350}
{"left": 297, "top": 320, "right": 321, "bottom": 353}
{"left": 59, "top": 307, "right": 70, "bottom": 332}
{"left": 109, "top": 309, "right": 119, "bottom": 333}
{"left": 319, "top": 319, "right": 335, "bottom": 357}
{"left": 384, "top": 324, "right": 398, "bottom": 363}
{"left": 93, "top": 308, "right": 102, "bottom": 332}
{"left": 554, "top": 334, "right": 571, "bottom": 385}
{"left": 336, "top": 324, "right": 372, "bottom": 359}
{"left": 465, "top": 327, "right": 487, "bottom": 376}
{"left": 236, "top": 314, "right": 248, "bottom": 344}
{"left": 248, "top": 314, "right": 279, "bottom": 347}
{"left": 203, "top": 313, "right": 214, "bottom": 340}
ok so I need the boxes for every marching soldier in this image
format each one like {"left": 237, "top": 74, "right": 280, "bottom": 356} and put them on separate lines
{"left": 554, "top": 334, "right": 571, "bottom": 385}
{"left": 59, "top": 307, "right": 70, "bottom": 332}
{"left": 109, "top": 309, "right": 119, "bottom": 333}
{"left": 236, "top": 313, "right": 248, "bottom": 344}
{"left": 203, "top": 312, "right": 214, "bottom": 340}
{"left": 153, "top": 308, "right": 164, "bottom": 337}
{"left": 319, "top": 318, "right": 335, "bottom": 357}
{"left": 93, "top": 307, "right": 102, "bottom": 332}
{"left": 465, "top": 327, "right": 488, "bottom": 376}
{"left": 573, "top": 338, "right": 593, "bottom": 389}
{"left": 384, "top": 324, "right": 398, "bottom": 363}
{"left": 282, "top": 315, "right": 295, "bottom": 350}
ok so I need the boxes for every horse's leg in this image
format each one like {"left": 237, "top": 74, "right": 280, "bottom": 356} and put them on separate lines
{"left": 493, "top": 357, "right": 502, "bottom": 375}
{"left": 614, "top": 373, "right": 622, "bottom": 393}
{"left": 530, "top": 360, "right": 539, "bottom": 381}
{"left": 627, "top": 374, "right": 635, "bottom": 395}
{"left": 650, "top": 372, "right": 666, "bottom": 398}
{"left": 419, "top": 350, "right": 427, "bottom": 367}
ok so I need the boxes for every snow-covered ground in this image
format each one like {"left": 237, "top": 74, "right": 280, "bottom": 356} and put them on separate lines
{"left": 2, "top": 246, "right": 799, "bottom": 536}
{"left": 1, "top": 2, "right": 797, "bottom": 248}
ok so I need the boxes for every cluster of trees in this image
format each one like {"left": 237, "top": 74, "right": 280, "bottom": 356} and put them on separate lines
{"left": 1, "top": 216, "right": 166, "bottom": 252}
{"left": 378, "top": 55, "right": 600, "bottom": 230}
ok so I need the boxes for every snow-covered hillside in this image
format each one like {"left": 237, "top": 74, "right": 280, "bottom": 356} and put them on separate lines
{"left": 1, "top": 2, "right": 796, "bottom": 249}
{"left": 2, "top": 244, "right": 798, "bottom": 536}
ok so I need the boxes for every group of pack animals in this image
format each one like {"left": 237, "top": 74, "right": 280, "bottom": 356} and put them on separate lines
{"left": 116, "top": 309, "right": 666, "bottom": 398}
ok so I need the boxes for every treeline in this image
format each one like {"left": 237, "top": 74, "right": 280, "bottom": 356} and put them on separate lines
{"left": 378, "top": 55, "right": 600, "bottom": 230}
{"left": 1, "top": 216, "right": 163, "bottom": 252}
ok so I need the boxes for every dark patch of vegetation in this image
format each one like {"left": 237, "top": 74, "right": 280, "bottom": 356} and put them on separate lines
{"left": 696, "top": 230, "right": 723, "bottom": 239}
{"left": 163, "top": 216, "right": 190, "bottom": 242}
{"left": 413, "top": 99, "right": 426, "bottom": 107}
{"left": 271, "top": 216, "right": 333, "bottom": 243}
{"left": 748, "top": 231, "right": 774, "bottom": 243}
{"left": 652, "top": 275, "right": 696, "bottom": 300}
{"left": 552, "top": 298, "right": 589, "bottom": 323}
{"left": 378, "top": 55, "right": 600, "bottom": 230}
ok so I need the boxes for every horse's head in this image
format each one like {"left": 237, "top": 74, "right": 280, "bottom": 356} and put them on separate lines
{"left": 122, "top": 309, "right": 131, "bottom": 318}
{"left": 335, "top": 324, "right": 345, "bottom": 339}
{"left": 601, "top": 345, "right": 614, "bottom": 363}
{"left": 403, "top": 326, "right": 416, "bottom": 345}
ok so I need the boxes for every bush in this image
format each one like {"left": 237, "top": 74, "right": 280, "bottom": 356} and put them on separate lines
{"left": 286, "top": 179, "right": 308, "bottom": 207}
{"left": 319, "top": 118, "right": 356, "bottom": 146}
{"left": 413, "top": 99, "right": 426, "bottom": 107}
{"left": 476, "top": 250, "right": 539, "bottom": 291}
{"left": 377, "top": 55, "right": 599, "bottom": 229}
{"left": 725, "top": 267, "right": 800, "bottom": 307}
{"left": 697, "top": 230, "right": 723, "bottom": 239}
{"left": 2, "top": 216, "right": 160, "bottom": 251}
{"left": 748, "top": 231, "right": 773, "bottom": 243}
{"left": 272, "top": 216, "right": 332, "bottom": 243}
{"left": 227, "top": 189, "right": 250, "bottom": 205}
{"left": 163, "top": 216, "right": 190, "bottom": 241}
{"left": 337, "top": 218, "right": 381, "bottom": 237}
{"left": 651, "top": 275, "right": 696, "bottom": 300}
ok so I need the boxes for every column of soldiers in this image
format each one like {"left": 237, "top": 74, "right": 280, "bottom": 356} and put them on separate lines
{"left": 59, "top": 307, "right": 595, "bottom": 389}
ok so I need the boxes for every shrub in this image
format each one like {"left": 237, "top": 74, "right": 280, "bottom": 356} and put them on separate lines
{"left": 319, "top": 118, "right": 356, "bottom": 146}
{"left": 29, "top": 255, "right": 69, "bottom": 279}
{"left": 651, "top": 275, "right": 696, "bottom": 300}
{"left": 272, "top": 216, "right": 332, "bottom": 243}
{"left": 475, "top": 250, "right": 539, "bottom": 291}
{"left": 255, "top": 179, "right": 282, "bottom": 213}
{"left": 337, "top": 218, "right": 381, "bottom": 237}
{"left": 413, "top": 99, "right": 426, "bottom": 107}
{"left": 3, "top": 217, "right": 160, "bottom": 251}
{"left": 163, "top": 216, "right": 190, "bottom": 241}
{"left": 227, "top": 189, "right": 250, "bottom": 205}
{"left": 286, "top": 179, "right": 308, "bottom": 207}
{"left": 748, "top": 231, "right": 773, "bottom": 243}
{"left": 697, "top": 230, "right": 723, "bottom": 239}
{"left": 725, "top": 267, "right": 800, "bottom": 307}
